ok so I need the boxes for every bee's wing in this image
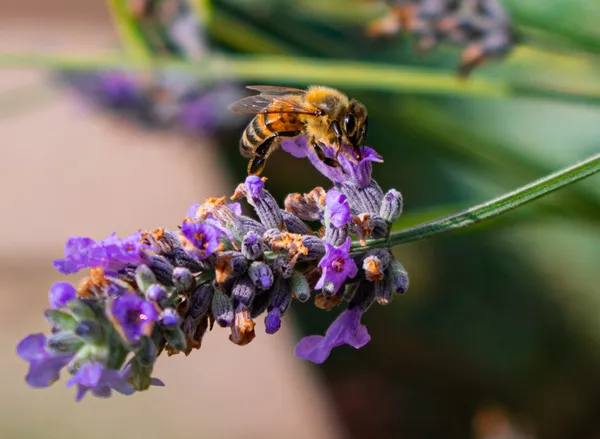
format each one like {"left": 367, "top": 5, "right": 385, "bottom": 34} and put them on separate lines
{"left": 245, "top": 85, "right": 305, "bottom": 95}
{"left": 228, "top": 94, "right": 317, "bottom": 115}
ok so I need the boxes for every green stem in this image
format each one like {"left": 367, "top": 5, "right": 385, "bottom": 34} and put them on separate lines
{"left": 353, "top": 153, "right": 600, "bottom": 251}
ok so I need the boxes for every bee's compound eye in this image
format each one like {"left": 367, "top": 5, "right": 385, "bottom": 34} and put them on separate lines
{"left": 343, "top": 114, "right": 356, "bottom": 135}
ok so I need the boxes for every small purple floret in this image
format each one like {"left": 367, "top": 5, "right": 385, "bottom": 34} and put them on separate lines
{"left": 294, "top": 308, "right": 371, "bottom": 364}
{"left": 160, "top": 308, "right": 180, "bottom": 328}
{"left": 53, "top": 232, "right": 145, "bottom": 274}
{"left": 244, "top": 176, "right": 264, "bottom": 198}
{"left": 181, "top": 220, "right": 224, "bottom": 260}
{"left": 48, "top": 282, "right": 77, "bottom": 309}
{"left": 315, "top": 238, "right": 358, "bottom": 293}
{"left": 109, "top": 294, "right": 158, "bottom": 343}
{"left": 66, "top": 362, "right": 135, "bottom": 401}
{"left": 17, "top": 334, "right": 73, "bottom": 388}
{"left": 325, "top": 189, "right": 351, "bottom": 228}
{"left": 265, "top": 309, "right": 282, "bottom": 334}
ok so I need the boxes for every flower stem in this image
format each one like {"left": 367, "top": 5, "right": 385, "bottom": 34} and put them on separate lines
{"left": 353, "top": 153, "right": 600, "bottom": 251}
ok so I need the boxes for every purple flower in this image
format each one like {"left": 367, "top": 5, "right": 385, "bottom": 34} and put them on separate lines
{"left": 53, "top": 232, "right": 145, "bottom": 274}
{"left": 180, "top": 95, "right": 217, "bottom": 133}
{"left": 48, "top": 282, "right": 77, "bottom": 309}
{"left": 315, "top": 238, "right": 358, "bottom": 294}
{"left": 280, "top": 137, "right": 382, "bottom": 188}
{"left": 325, "top": 189, "right": 351, "bottom": 228}
{"left": 108, "top": 293, "right": 158, "bottom": 343}
{"left": 180, "top": 220, "right": 224, "bottom": 260}
{"left": 16, "top": 334, "right": 73, "bottom": 388}
{"left": 98, "top": 72, "right": 138, "bottom": 109}
{"left": 160, "top": 308, "right": 180, "bottom": 328}
{"left": 265, "top": 308, "right": 281, "bottom": 335}
{"left": 66, "top": 363, "right": 135, "bottom": 401}
{"left": 244, "top": 176, "right": 264, "bottom": 198}
{"left": 294, "top": 307, "right": 371, "bottom": 364}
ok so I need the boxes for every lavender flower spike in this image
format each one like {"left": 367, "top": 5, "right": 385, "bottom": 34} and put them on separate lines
{"left": 294, "top": 307, "right": 371, "bottom": 364}
{"left": 315, "top": 237, "right": 358, "bottom": 295}
{"left": 17, "top": 334, "right": 73, "bottom": 388}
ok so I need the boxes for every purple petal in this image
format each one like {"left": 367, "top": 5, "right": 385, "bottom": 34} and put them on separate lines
{"left": 49, "top": 282, "right": 77, "bottom": 309}
{"left": 244, "top": 176, "right": 264, "bottom": 198}
{"left": 16, "top": 334, "right": 47, "bottom": 361}
{"left": 294, "top": 335, "right": 332, "bottom": 364}
{"left": 280, "top": 137, "right": 309, "bottom": 158}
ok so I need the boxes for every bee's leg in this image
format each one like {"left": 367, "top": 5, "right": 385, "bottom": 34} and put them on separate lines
{"left": 248, "top": 131, "right": 300, "bottom": 176}
{"left": 330, "top": 121, "right": 343, "bottom": 160}
{"left": 310, "top": 139, "right": 341, "bottom": 169}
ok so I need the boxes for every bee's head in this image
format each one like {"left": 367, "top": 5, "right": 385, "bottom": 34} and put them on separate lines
{"left": 343, "top": 100, "right": 368, "bottom": 159}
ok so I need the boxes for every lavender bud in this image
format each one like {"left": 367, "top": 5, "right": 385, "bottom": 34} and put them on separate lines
{"left": 241, "top": 231, "right": 264, "bottom": 260}
{"left": 301, "top": 235, "right": 326, "bottom": 259}
{"left": 290, "top": 270, "right": 311, "bottom": 302}
{"left": 361, "top": 250, "right": 392, "bottom": 282}
{"left": 215, "top": 251, "right": 248, "bottom": 283}
{"left": 348, "top": 281, "right": 376, "bottom": 313}
{"left": 238, "top": 216, "right": 267, "bottom": 236}
{"left": 44, "top": 310, "right": 77, "bottom": 331}
{"left": 375, "top": 280, "right": 392, "bottom": 305}
{"left": 262, "top": 228, "right": 282, "bottom": 247}
{"left": 136, "top": 336, "right": 157, "bottom": 366}
{"left": 146, "top": 255, "right": 175, "bottom": 286}
{"left": 265, "top": 277, "right": 291, "bottom": 335}
{"left": 74, "top": 320, "right": 104, "bottom": 344}
{"left": 67, "top": 299, "right": 96, "bottom": 321}
{"left": 231, "top": 275, "right": 256, "bottom": 309}
{"left": 172, "top": 267, "right": 195, "bottom": 293}
{"left": 324, "top": 224, "right": 349, "bottom": 247}
{"left": 248, "top": 261, "right": 274, "bottom": 290}
{"left": 242, "top": 177, "right": 283, "bottom": 230}
{"left": 46, "top": 332, "right": 84, "bottom": 354}
{"left": 386, "top": 259, "right": 409, "bottom": 294}
{"left": 160, "top": 308, "right": 181, "bottom": 328}
{"left": 211, "top": 289, "right": 234, "bottom": 327}
{"left": 371, "top": 216, "right": 389, "bottom": 239}
{"left": 135, "top": 265, "right": 156, "bottom": 293}
{"left": 272, "top": 254, "right": 293, "bottom": 279}
{"left": 146, "top": 284, "right": 168, "bottom": 306}
{"left": 187, "top": 284, "right": 213, "bottom": 320}
{"left": 379, "top": 189, "right": 403, "bottom": 223}
{"left": 169, "top": 247, "right": 203, "bottom": 272}
{"left": 338, "top": 180, "right": 384, "bottom": 214}
{"left": 281, "top": 210, "right": 312, "bottom": 235}
{"left": 163, "top": 327, "right": 187, "bottom": 351}
{"left": 250, "top": 290, "right": 272, "bottom": 319}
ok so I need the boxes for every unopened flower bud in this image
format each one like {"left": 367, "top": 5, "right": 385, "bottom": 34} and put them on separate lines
{"left": 290, "top": 271, "right": 311, "bottom": 302}
{"left": 160, "top": 308, "right": 181, "bottom": 328}
{"left": 348, "top": 281, "right": 376, "bottom": 313}
{"left": 281, "top": 210, "right": 312, "bottom": 234}
{"left": 215, "top": 251, "right": 248, "bottom": 283}
{"left": 301, "top": 236, "right": 326, "bottom": 259}
{"left": 248, "top": 261, "right": 274, "bottom": 290}
{"left": 241, "top": 231, "right": 264, "bottom": 260}
{"left": 324, "top": 224, "right": 349, "bottom": 247}
{"left": 231, "top": 275, "right": 256, "bottom": 309}
{"left": 379, "top": 189, "right": 403, "bottom": 223}
{"left": 211, "top": 289, "right": 234, "bottom": 327}
{"left": 375, "top": 280, "right": 392, "bottom": 305}
{"left": 135, "top": 265, "right": 157, "bottom": 293}
{"left": 172, "top": 267, "right": 195, "bottom": 293}
{"left": 187, "top": 284, "right": 213, "bottom": 320}
{"left": 385, "top": 259, "right": 409, "bottom": 294}
{"left": 169, "top": 247, "right": 203, "bottom": 272}
{"left": 44, "top": 309, "right": 77, "bottom": 331}
{"left": 237, "top": 176, "right": 283, "bottom": 230}
{"left": 145, "top": 284, "right": 168, "bottom": 306}
{"left": 46, "top": 331, "right": 84, "bottom": 354}
{"left": 250, "top": 290, "right": 273, "bottom": 318}
{"left": 75, "top": 319, "right": 105, "bottom": 344}
{"left": 339, "top": 180, "right": 384, "bottom": 214}
{"left": 238, "top": 216, "right": 267, "bottom": 236}
{"left": 135, "top": 336, "right": 157, "bottom": 366}
{"left": 146, "top": 255, "right": 175, "bottom": 286}
{"left": 48, "top": 282, "right": 77, "bottom": 310}
{"left": 265, "top": 277, "right": 291, "bottom": 335}
{"left": 272, "top": 254, "right": 294, "bottom": 279}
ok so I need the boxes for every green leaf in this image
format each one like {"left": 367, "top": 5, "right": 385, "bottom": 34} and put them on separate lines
{"left": 44, "top": 310, "right": 78, "bottom": 331}
{"left": 354, "top": 153, "right": 600, "bottom": 250}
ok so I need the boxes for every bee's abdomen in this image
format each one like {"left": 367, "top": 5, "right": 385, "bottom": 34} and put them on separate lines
{"left": 240, "top": 116, "right": 270, "bottom": 158}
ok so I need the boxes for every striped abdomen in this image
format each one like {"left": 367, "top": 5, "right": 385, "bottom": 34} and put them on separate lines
{"left": 240, "top": 111, "right": 305, "bottom": 159}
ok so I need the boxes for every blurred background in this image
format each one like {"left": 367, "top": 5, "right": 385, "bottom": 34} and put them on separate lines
{"left": 1, "top": 0, "right": 600, "bottom": 438}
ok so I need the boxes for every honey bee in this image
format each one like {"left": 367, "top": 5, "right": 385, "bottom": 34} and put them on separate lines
{"left": 228, "top": 85, "right": 369, "bottom": 176}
